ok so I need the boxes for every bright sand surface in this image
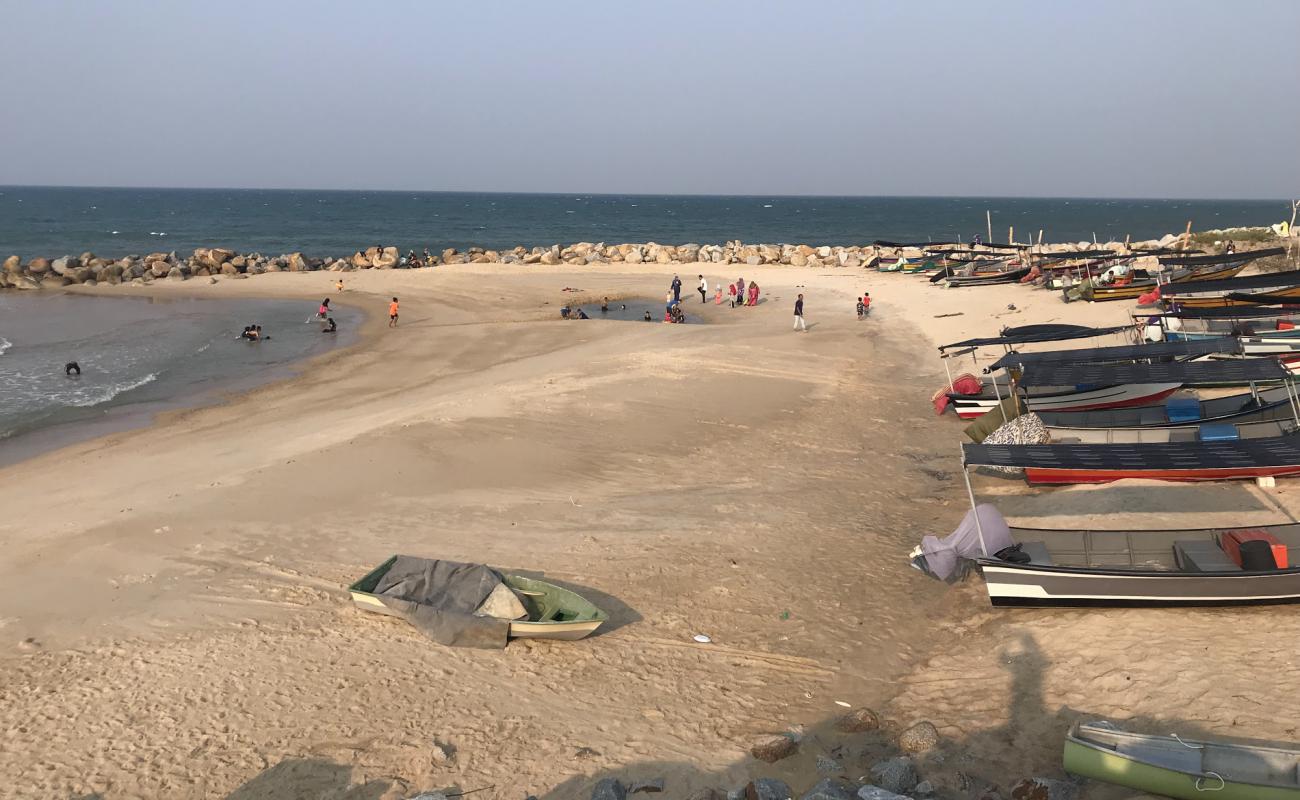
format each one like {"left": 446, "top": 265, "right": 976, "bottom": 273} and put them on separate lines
{"left": 2, "top": 263, "right": 1299, "bottom": 798}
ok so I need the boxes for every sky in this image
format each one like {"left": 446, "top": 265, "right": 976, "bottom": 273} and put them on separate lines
{"left": 1, "top": 0, "right": 1297, "bottom": 198}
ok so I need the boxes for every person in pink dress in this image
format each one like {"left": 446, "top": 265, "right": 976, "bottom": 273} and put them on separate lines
{"left": 747, "top": 282, "right": 759, "bottom": 306}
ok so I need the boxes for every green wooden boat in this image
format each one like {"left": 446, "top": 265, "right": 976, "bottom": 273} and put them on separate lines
{"left": 349, "top": 556, "right": 608, "bottom": 641}
{"left": 1065, "top": 721, "right": 1300, "bottom": 799}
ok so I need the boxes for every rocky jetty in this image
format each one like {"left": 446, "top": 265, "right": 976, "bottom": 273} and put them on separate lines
{"left": 2, "top": 231, "right": 1287, "bottom": 291}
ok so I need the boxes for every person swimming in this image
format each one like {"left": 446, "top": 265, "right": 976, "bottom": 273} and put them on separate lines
{"left": 643, "top": 310, "right": 652, "bottom": 321}
{"left": 65, "top": 361, "right": 81, "bottom": 377}
{"left": 601, "top": 297, "right": 609, "bottom": 313}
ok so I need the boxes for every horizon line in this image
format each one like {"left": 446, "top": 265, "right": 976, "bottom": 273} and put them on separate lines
{"left": 0, "top": 184, "right": 1292, "bottom": 204}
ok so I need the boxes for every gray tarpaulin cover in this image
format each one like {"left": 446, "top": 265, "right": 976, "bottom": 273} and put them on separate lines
{"left": 374, "top": 557, "right": 512, "bottom": 649}
{"left": 914, "top": 504, "right": 1014, "bottom": 582}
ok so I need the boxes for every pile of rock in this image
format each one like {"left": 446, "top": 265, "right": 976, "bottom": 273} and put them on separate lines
{"left": 553, "top": 710, "right": 1083, "bottom": 800}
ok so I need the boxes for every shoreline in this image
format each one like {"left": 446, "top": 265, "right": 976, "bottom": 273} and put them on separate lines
{"left": 0, "top": 288, "right": 371, "bottom": 469}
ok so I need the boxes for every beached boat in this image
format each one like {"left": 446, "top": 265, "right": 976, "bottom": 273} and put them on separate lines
{"left": 1035, "top": 384, "right": 1297, "bottom": 429}
{"left": 964, "top": 432, "right": 1300, "bottom": 484}
{"left": 349, "top": 556, "right": 608, "bottom": 641}
{"left": 946, "top": 382, "right": 1181, "bottom": 420}
{"left": 1064, "top": 260, "right": 1248, "bottom": 302}
{"left": 945, "top": 266, "right": 1032, "bottom": 287}
{"left": 1064, "top": 721, "right": 1300, "bottom": 798}
{"left": 1161, "top": 261, "right": 1299, "bottom": 309}
{"left": 911, "top": 505, "right": 1300, "bottom": 608}
{"left": 1047, "top": 418, "right": 1296, "bottom": 444}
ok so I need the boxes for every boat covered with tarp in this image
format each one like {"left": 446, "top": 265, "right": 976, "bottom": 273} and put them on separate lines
{"left": 1065, "top": 721, "right": 1300, "bottom": 798}
{"left": 990, "top": 336, "right": 1242, "bottom": 371}
{"left": 938, "top": 323, "right": 1132, "bottom": 352}
{"left": 349, "top": 556, "right": 608, "bottom": 648}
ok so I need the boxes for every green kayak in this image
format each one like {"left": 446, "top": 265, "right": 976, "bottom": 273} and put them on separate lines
{"left": 1064, "top": 721, "right": 1300, "bottom": 800}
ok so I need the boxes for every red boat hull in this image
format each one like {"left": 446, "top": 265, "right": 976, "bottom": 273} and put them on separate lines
{"left": 1025, "top": 464, "right": 1300, "bottom": 485}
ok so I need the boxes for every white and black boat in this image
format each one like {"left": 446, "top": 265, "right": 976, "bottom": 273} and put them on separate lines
{"left": 911, "top": 505, "right": 1300, "bottom": 608}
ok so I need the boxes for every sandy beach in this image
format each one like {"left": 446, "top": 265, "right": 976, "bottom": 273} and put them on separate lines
{"left": 3, "top": 262, "right": 1299, "bottom": 799}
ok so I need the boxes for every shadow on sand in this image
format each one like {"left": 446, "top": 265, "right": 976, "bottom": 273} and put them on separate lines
{"left": 536, "top": 630, "right": 1231, "bottom": 800}
{"left": 223, "top": 759, "right": 391, "bottom": 800}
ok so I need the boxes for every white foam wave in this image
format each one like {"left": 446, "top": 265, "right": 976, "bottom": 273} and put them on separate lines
{"left": 0, "top": 337, "right": 10, "bottom": 356}
{"left": 67, "top": 372, "right": 159, "bottom": 407}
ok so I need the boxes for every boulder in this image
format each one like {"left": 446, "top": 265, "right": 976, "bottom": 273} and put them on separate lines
{"left": 816, "top": 246, "right": 832, "bottom": 258}
{"left": 685, "top": 790, "right": 724, "bottom": 800}
{"left": 836, "top": 708, "right": 880, "bottom": 733}
{"left": 856, "top": 788, "right": 912, "bottom": 800}
{"left": 3, "top": 255, "right": 20, "bottom": 273}
{"left": 1008, "top": 778, "right": 1077, "bottom": 800}
{"left": 193, "top": 267, "right": 211, "bottom": 278}
{"left": 221, "top": 262, "right": 240, "bottom": 275}
{"left": 350, "top": 251, "right": 371, "bottom": 269}
{"left": 591, "top": 778, "right": 627, "bottom": 800}
{"left": 677, "top": 244, "right": 700, "bottom": 263}
{"left": 898, "top": 722, "right": 938, "bottom": 753}
{"left": 72, "top": 267, "right": 93, "bottom": 284}
{"left": 800, "top": 778, "right": 855, "bottom": 800}
{"left": 744, "top": 778, "right": 792, "bottom": 800}
{"left": 744, "top": 255, "right": 761, "bottom": 266}
{"left": 625, "top": 247, "right": 643, "bottom": 264}
{"left": 13, "top": 275, "right": 41, "bottom": 290}
{"left": 869, "top": 757, "right": 918, "bottom": 795}
{"left": 287, "top": 252, "right": 310, "bottom": 272}
{"left": 628, "top": 778, "right": 665, "bottom": 793}
{"left": 750, "top": 734, "right": 797, "bottom": 763}
{"left": 539, "top": 251, "right": 561, "bottom": 266}
{"left": 51, "top": 256, "right": 80, "bottom": 275}
{"left": 815, "top": 755, "right": 843, "bottom": 774}
{"left": 790, "top": 253, "right": 808, "bottom": 267}
{"left": 655, "top": 248, "right": 674, "bottom": 264}
{"left": 167, "top": 266, "right": 186, "bottom": 280}
{"left": 1157, "top": 233, "right": 1179, "bottom": 248}
{"left": 27, "top": 257, "right": 51, "bottom": 274}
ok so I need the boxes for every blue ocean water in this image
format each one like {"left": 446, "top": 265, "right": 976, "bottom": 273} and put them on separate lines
{"left": 0, "top": 186, "right": 1289, "bottom": 258}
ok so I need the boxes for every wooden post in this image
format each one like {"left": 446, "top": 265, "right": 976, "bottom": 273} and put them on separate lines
{"left": 1037, "top": 229, "right": 1044, "bottom": 245}
{"left": 1180, "top": 220, "right": 1193, "bottom": 251}
{"left": 1009, "top": 225, "right": 1014, "bottom": 246}
{"left": 986, "top": 210, "right": 993, "bottom": 244}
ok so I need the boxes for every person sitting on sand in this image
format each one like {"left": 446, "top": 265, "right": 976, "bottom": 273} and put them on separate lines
{"left": 561, "top": 305, "right": 572, "bottom": 319}
{"left": 576, "top": 308, "right": 590, "bottom": 320}
{"left": 670, "top": 305, "right": 685, "bottom": 324}
{"left": 388, "top": 298, "right": 399, "bottom": 327}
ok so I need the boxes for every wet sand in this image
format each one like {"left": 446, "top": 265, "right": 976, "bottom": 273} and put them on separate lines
{"left": 1, "top": 264, "right": 1297, "bottom": 798}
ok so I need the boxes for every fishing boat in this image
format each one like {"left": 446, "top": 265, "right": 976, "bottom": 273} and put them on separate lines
{"left": 350, "top": 556, "right": 608, "bottom": 641}
{"left": 1160, "top": 259, "right": 1298, "bottom": 309}
{"left": 945, "top": 266, "right": 1032, "bottom": 287}
{"left": 946, "top": 382, "right": 1181, "bottom": 420}
{"left": 1047, "top": 418, "right": 1295, "bottom": 444}
{"left": 910, "top": 504, "right": 1300, "bottom": 607}
{"left": 964, "top": 432, "right": 1300, "bottom": 484}
{"left": 1035, "top": 384, "right": 1297, "bottom": 429}
{"left": 1065, "top": 260, "right": 1248, "bottom": 303}
{"left": 1064, "top": 721, "right": 1300, "bottom": 798}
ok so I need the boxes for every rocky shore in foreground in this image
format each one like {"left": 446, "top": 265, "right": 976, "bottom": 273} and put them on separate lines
{"left": 3, "top": 228, "right": 1286, "bottom": 291}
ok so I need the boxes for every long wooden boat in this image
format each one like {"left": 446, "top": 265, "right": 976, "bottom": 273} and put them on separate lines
{"left": 910, "top": 506, "right": 1300, "bottom": 607}
{"left": 1035, "top": 384, "right": 1296, "bottom": 429}
{"left": 1065, "top": 721, "right": 1300, "bottom": 798}
{"left": 349, "top": 557, "right": 608, "bottom": 641}
{"left": 1065, "top": 261, "right": 1248, "bottom": 302}
{"left": 1161, "top": 263, "right": 1300, "bottom": 309}
{"left": 945, "top": 266, "right": 1032, "bottom": 287}
{"left": 964, "top": 433, "right": 1300, "bottom": 484}
{"left": 947, "top": 382, "right": 1181, "bottom": 420}
{"left": 1047, "top": 418, "right": 1295, "bottom": 444}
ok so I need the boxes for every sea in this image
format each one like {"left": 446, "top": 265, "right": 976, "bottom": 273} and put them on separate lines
{"left": 0, "top": 292, "right": 356, "bottom": 465}
{"left": 0, "top": 186, "right": 1289, "bottom": 462}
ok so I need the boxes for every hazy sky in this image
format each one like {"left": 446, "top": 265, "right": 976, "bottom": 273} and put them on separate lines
{"left": 2, "top": 0, "right": 1296, "bottom": 198}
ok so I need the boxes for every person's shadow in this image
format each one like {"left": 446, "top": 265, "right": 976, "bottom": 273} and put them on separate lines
{"left": 223, "top": 759, "right": 389, "bottom": 800}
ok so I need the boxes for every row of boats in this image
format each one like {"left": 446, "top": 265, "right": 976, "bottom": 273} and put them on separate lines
{"left": 915, "top": 274, "right": 1300, "bottom": 608}
{"left": 872, "top": 237, "right": 1290, "bottom": 306}
{"left": 913, "top": 255, "right": 1300, "bottom": 798}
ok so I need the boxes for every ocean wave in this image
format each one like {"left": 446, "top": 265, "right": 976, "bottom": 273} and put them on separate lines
{"left": 66, "top": 372, "right": 159, "bottom": 407}
{"left": 0, "top": 337, "right": 10, "bottom": 356}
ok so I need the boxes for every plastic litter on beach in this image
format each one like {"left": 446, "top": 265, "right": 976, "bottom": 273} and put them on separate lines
{"left": 835, "top": 701, "right": 852, "bottom": 708}
{"left": 692, "top": 634, "right": 712, "bottom": 643}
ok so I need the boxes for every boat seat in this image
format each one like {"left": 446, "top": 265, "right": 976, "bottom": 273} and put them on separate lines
{"left": 1117, "top": 739, "right": 1203, "bottom": 773}
{"left": 1018, "top": 541, "right": 1053, "bottom": 566}
{"left": 1175, "top": 540, "right": 1242, "bottom": 572}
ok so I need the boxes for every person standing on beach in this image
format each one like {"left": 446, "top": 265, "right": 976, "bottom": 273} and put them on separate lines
{"left": 336, "top": 279, "right": 344, "bottom": 292}
{"left": 671, "top": 274, "right": 682, "bottom": 304}
{"left": 388, "top": 297, "right": 400, "bottom": 327}
{"left": 736, "top": 277, "right": 745, "bottom": 309}
{"left": 793, "top": 293, "right": 807, "bottom": 331}
{"left": 697, "top": 275, "right": 707, "bottom": 303}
